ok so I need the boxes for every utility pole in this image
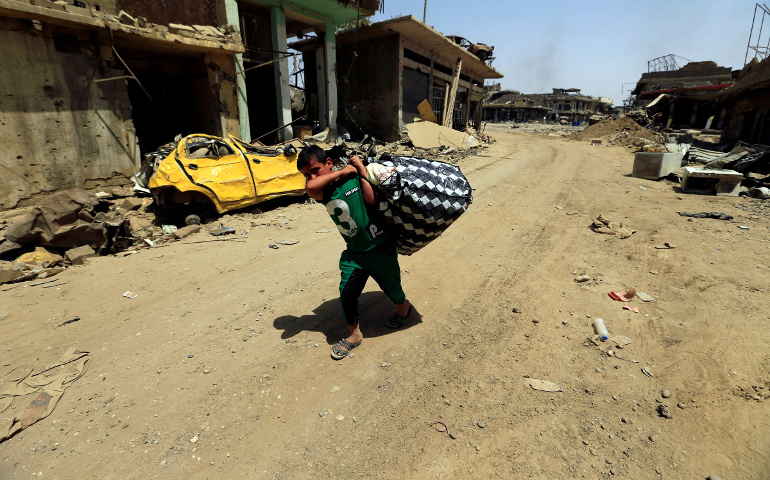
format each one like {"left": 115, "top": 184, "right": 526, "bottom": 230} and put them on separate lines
{"left": 423, "top": 0, "right": 427, "bottom": 23}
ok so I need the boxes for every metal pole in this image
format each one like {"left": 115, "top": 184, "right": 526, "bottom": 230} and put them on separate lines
{"left": 746, "top": 4, "right": 759, "bottom": 65}
{"left": 423, "top": 0, "right": 427, "bottom": 23}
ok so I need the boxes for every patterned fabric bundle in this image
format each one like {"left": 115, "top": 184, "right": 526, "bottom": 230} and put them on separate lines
{"left": 366, "top": 155, "right": 473, "bottom": 255}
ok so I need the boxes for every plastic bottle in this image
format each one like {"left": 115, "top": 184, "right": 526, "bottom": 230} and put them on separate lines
{"left": 593, "top": 318, "right": 609, "bottom": 341}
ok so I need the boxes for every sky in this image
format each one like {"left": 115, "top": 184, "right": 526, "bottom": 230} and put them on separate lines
{"left": 370, "top": 0, "right": 762, "bottom": 104}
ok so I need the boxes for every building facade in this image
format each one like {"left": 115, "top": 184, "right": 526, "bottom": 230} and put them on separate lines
{"left": 0, "top": 0, "right": 376, "bottom": 210}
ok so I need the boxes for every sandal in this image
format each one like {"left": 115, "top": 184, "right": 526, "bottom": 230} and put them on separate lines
{"left": 331, "top": 338, "right": 361, "bottom": 360}
{"left": 385, "top": 304, "right": 412, "bottom": 329}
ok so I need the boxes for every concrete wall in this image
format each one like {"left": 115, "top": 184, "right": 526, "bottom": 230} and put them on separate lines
{"left": 0, "top": 18, "right": 140, "bottom": 211}
{"left": 337, "top": 34, "right": 400, "bottom": 141}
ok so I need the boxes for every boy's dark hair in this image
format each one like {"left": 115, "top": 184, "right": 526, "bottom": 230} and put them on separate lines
{"left": 297, "top": 145, "right": 327, "bottom": 170}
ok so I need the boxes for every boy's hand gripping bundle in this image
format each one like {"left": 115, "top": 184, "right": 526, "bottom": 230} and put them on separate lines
{"left": 364, "top": 154, "right": 473, "bottom": 255}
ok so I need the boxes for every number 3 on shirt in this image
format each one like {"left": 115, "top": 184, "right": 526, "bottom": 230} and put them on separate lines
{"left": 327, "top": 199, "right": 358, "bottom": 237}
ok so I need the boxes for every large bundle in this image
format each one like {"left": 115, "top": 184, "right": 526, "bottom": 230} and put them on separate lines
{"left": 366, "top": 155, "right": 473, "bottom": 255}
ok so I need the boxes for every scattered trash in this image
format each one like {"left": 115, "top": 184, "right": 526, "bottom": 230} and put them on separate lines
{"left": 681, "top": 167, "right": 742, "bottom": 196}
{"left": 210, "top": 225, "right": 235, "bottom": 236}
{"left": 636, "top": 291, "right": 655, "bottom": 302}
{"left": 574, "top": 275, "right": 591, "bottom": 283}
{"left": 638, "top": 186, "right": 647, "bottom": 191}
{"left": 0, "top": 348, "right": 91, "bottom": 442}
{"left": 590, "top": 215, "right": 636, "bottom": 239}
{"left": 524, "top": 378, "right": 564, "bottom": 392}
{"left": 677, "top": 212, "right": 734, "bottom": 220}
{"left": 738, "top": 226, "right": 749, "bottom": 230}
{"left": 268, "top": 244, "right": 279, "bottom": 249}
{"left": 641, "top": 366, "right": 654, "bottom": 377}
{"left": 622, "top": 305, "right": 640, "bottom": 313}
{"left": 748, "top": 186, "right": 770, "bottom": 199}
{"left": 275, "top": 239, "right": 299, "bottom": 245}
{"left": 654, "top": 242, "right": 676, "bottom": 249}
{"left": 161, "top": 225, "right": 178, "bottom": 234}
{"left": 608, "top": 287, "right": 636, "bottom": 302}
{"left": 144, "top": 239, "right": 156, "bottom": 247}
{"left": 123, "top": 291, "right": 138, "bottom": 299}
{"left": 315, "top": 230, "right": 330, "bottom": 234}
{"left": 57, "top": 317, "right": 81, "bottom": 327}
{"left": 430, "top": 420, "right": 454, "bottom": 438}
{"left": 592, "top": 318, "right": 609, "bottom": 341}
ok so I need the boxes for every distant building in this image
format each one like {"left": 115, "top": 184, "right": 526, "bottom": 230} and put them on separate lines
{"left": 483, "top": 88, "right": 613, "bottom": 124}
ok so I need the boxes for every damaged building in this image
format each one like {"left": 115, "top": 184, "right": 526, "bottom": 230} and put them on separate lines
{"left": 714, "top": 56, "right": 770, "bottom": 145}
{"left": 632, "top": 60, "right": 735, "bottom": 130}
{"left": 291, "top": 15, "right": 503, "bottom": 142}
{"left": 483, "top": 88, "right": 613, "bottom": 124}
{"left": 0, "top": 0, "right": 379, "bottom": 211}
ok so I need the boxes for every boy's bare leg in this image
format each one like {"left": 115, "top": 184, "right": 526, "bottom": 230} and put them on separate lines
{"left": 344, "top": 323, "right": 363, "bottom": 346}
{"left": 395, "top": 299, "right": 411, "bottom": 316}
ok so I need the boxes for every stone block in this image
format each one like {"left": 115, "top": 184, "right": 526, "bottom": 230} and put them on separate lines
{"left": 120, "top": 197, "right": 144, "bottom": 211}
{"left": 682, "top": 167, "right": 743, "bottom": 196}
{"left": 0, "top": 261, "right": 29, "bottom": 284}
{"left": 632, "top": 152, "right": 684, "bottom": 180}
{"left": 65, "top": 245, "right": 97, "bottom": 265}
{"left": 117, "top": 10, "right": 137, "bottom": 27}
{"left": 174, "top": 225, "right": 201, "bottom": 239}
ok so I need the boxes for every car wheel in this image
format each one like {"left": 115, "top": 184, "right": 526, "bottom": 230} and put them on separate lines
{"left": 477, "top": 51, "right": 488, "bottom": 61}
{"left": 185, "top": 214, "right": 201, "bottom": 226}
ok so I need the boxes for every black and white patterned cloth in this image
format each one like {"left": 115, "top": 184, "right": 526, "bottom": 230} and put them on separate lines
{"left": 371, "top": 155, "right": 473, "bottom": 255}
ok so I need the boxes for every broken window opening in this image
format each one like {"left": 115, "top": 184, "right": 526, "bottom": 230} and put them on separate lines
{"left": 432, "top": 84, "right": 446, "bottom": 125}
{"left": 185, "top": 137, "right": 235, "bottom": 159}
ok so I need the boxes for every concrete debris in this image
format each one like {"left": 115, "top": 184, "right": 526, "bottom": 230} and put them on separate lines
{"left": 589, "top": 215, "right": 636, "bottom": 239}
{"left": 405, "top": 121, "right": 480, "bottom": 150}
{"left": 0, "top": 261, "right": 30, "bottom": 284}
{"left": 65, "top": 245, "right": 97, "bottom": 266}
{"left": 174, "top": 225, "right": 201, "bottom": 240}
{"left": 0, "top": 190, "right": 131, "bottom": 257}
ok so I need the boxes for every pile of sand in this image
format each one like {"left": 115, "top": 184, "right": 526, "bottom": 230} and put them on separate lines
{"left": 572, "top": 117, "right": 662, "bottom": 147}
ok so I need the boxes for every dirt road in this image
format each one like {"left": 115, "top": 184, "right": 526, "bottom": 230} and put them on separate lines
{"left": 2, "top": 128, "right": 770, "bottom": 479}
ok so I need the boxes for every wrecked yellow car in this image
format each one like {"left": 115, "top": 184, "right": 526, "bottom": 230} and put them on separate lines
{"left": 148, "top": 134, "right": 306, "bottom": 222}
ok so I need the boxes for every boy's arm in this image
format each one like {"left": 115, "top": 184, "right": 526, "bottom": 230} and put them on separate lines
{"left": 305, "top": 165, "right": 357, "bottom": 201}
{"left": 349, "top": 156, "right": 376, "bottom": 204}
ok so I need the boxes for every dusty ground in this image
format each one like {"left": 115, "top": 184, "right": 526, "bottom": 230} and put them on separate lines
{"left": 2, "top": 127, "right": 770, "bottom": 479}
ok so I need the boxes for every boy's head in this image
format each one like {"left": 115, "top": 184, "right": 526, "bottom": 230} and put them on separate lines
{"left": 297, "top": 145, "right": 334, "bottom": 180}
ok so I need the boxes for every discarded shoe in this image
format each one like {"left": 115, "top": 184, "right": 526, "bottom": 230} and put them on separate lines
{"left": 385, "top": 304, "right": 413, "bottom": 329}
{"left": 331, "top": 338, "right": 361, "bottom": 360}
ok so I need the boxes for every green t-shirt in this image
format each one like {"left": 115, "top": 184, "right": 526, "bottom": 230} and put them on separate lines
{"left": 323, "top": 177, "right": 392, "bottom": 253}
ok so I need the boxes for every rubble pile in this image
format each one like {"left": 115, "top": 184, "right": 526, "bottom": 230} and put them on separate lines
{"left": 304, "top": 122, "right": 492, "bottom": 165}
{"left": 572, "top": 117, "right": 664, "bottom": 149}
